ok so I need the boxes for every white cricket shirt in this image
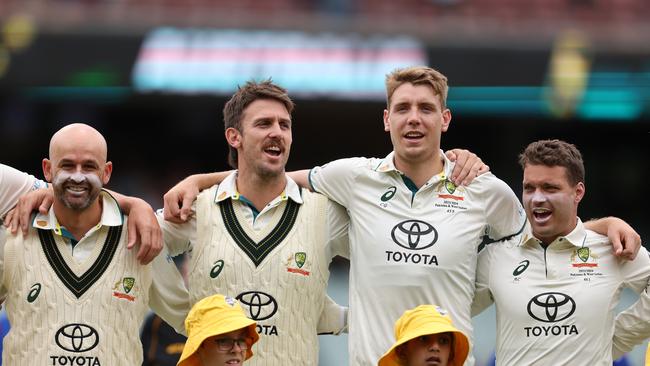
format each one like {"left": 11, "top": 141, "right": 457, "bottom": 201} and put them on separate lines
{"left": 473, "top": 219, "right": 650, "bottom": 365}
{"left": 309, "top": 151, "right": 526, "bottom": 365}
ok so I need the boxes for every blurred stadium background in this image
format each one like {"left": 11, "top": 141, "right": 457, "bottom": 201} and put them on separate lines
{"left": 1, "top": 0, "right": 648, "bottom": 364}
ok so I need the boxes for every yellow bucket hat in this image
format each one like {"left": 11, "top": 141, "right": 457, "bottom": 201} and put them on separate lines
{"left": 177, "top": 294, "right": 259, "bottom": 366}
{"left": 378, "top": 305, "right": 469, "bottom": 366}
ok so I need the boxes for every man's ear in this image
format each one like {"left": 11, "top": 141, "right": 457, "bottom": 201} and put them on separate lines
{"left": 225, "top": 127, "right": 242, "bottom": 148}
{"left": 102, "top": 161, "right": 113, "bottom": 185}
{"left": 441, "top": 108, "right": 452, "bottom": 133}
{"left": 383, "top": 109, "right": 390, "bottom": 132}
{"left": 42, "top": 158, "right": 53, "bottom": 182}
{"left": 575, "top": 182, "right": 585, "bottom": 204}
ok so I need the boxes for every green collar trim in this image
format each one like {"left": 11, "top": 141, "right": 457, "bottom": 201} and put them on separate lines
{"left": 38, "top": 225, "right": 121, "bottom": 299}
{"left": 219, "top": 196, "right": 300, "bottom": 267}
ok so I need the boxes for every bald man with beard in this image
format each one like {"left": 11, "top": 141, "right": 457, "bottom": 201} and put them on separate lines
{"left": 0, "top": 123, "right": 189, "bottom": 366}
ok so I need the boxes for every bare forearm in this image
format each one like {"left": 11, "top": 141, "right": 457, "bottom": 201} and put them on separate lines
{"left": 106, "top": 189, "right": 143, "bottom": 213}
{"left": 188, "top": 172, "right": 233, "bottom": 191}
{"left": 287, "top": 170, "right": 310, "bottom": 189}
{"left": 583, "top": 216, "right": 613, "bottom": 234}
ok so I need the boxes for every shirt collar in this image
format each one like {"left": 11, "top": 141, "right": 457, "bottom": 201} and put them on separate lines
{"left": 374, "top": 150, "right": 453, "bottom": 183}
{"left": 520, "top": 218, "right": 587, "bottom": 248}
{"left": 31, "top": 190, "right": 123, "bottom": 237}
{"left": 214, "top": 171, "right": 304, "bottom": 205}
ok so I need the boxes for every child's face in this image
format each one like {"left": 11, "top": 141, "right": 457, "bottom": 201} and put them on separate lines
{"left": 400, "top": 332, "right": 453, "bottom": 366}
{"left": 197, "top": 328, "right": 250, "bottom": 366}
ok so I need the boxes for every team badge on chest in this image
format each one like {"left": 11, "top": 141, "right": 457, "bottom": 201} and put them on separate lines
{"left": 569, "top": 247, "right": 603, "bottom": 281}
{"left": 112, "top": 277, "right": 137, "bottom": 302}
{"left": 286, "top": 251, "right": 310, "bottom": 276}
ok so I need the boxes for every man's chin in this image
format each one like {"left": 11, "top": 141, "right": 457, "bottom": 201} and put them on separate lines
{"left": 61, "top": 192, "right": 99, "bottom": 211}
{"left": 257, "top": 165, "right": 286, "bottom": 179}
{"left": 62, "top": 198, "right": 92, "bottom": 210}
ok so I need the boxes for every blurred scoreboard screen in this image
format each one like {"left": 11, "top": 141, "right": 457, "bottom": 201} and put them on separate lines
{"left": 131, "top": 28, "right": 427, "bottom": 100}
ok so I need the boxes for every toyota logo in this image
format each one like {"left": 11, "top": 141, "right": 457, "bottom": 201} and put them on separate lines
{"left": 391, "top": 220, "right": 438, "bottom": 250}
{"left": 236, "top": 291, "right": 278, "bottom": 321}
{"left": 527, "top": 292, "right": 576, "bottom": 323}
{"left": 55, "top": 324, "right": 99, "bottom": 353}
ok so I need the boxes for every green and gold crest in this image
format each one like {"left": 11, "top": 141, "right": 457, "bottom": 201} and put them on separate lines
{"left": 444, "top": 180, "right": 456, "bottom": 194}
{"left": 577, "top": 247, "right": 590, "bottom": 263}
{"left": 122, "top": 277, "right": 135, "bottom": 294}
{"left": 295, "top": 252, "right": 306, "bottom": 268}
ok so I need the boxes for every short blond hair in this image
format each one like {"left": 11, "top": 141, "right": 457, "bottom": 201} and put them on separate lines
{"left": 385, "top": 66, "right": 449, "bottom": 108}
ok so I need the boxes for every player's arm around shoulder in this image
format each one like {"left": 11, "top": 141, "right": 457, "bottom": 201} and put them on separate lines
{"left": 470, "top": 172, "right": 526, "bottom": 241}
{"left": 308, "top": 157, "right": 373, "bottom": 207}
{"left": 159, "top": 185, "right": 218, "bottom": 257}
{"left": 618, "top": 241, "right": 650, "bottom": 292}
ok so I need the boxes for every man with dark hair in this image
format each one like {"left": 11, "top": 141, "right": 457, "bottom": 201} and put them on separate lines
{"left": 473, "top": 139, "right": 650, "bottom": 365}
{"left": 221, "top": 79, "right": 295, "bottom": 169}
{"left": 158, "top": 80, "right": 349, "bottom": 365}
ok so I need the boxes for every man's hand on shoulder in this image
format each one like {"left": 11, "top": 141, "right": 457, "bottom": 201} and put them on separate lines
{"left": 585, "top": 217, "right": 641, "bottom": 260}
{"left": 4, "top": 187, "right": 53, "bottom": 236}
{"left": 163, "top": 176, "right": 200, "bottom": 223}
{"left": 445, "top": 149, "right": 490, "bottom": 186}
{"left": 163, "top": 172, "right": 232, "bottom": 223}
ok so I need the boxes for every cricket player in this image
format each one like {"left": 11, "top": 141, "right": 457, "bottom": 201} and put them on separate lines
{"left": 472, "top": 139, "right": 650, "bottom": 365}
{"left": 159, "top": 81, "right": 349, "bottom": 366}
{"left": 2, "top": 162, "right": 164, "bottom": 265}
{"left": 162, "top": 67, "right": 640, "bottom": 365}
{"left": 0, "top": 123, "right": 189, "bottom": 365}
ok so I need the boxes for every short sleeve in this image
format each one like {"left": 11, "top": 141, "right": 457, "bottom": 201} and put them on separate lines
{"left": 308, "top": 158, "right": 367, "bottom": 208}
{"left": 479, "top": 174, "right": 526, "bottom": 242}
{"left": 0, "top": 164, "right": 47, "bottom": 218}
{"left": 326, "top": 200, "right": 349, "bottom": 259}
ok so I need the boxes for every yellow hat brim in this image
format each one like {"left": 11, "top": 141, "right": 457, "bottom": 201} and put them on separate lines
{"left": 177, "top": 319, "right": 258, "bottom": 366}
{"left": 378, "top": 325, "right": 469, "bottom": 366}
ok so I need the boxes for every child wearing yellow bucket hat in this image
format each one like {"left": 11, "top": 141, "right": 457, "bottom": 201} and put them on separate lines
{"left": 177, "top": 294, "right": 259, "bottom": 366}
{"left": 378, "top": 305, "right": 469, "bottom": 366}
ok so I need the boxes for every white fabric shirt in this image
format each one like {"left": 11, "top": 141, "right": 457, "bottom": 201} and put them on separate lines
{"left": 0, "top": 164, "right": 48, "bottom": 218}
{"left": 0, "top": 191, "right": 190, "bottom": 334}
{"left": 31, "top": 192, "right": 120, "bottom": 261}
{"left": 309, "top": 151, "right": 526, "bottom": 366}
{"left": 473, "top": 219, "right": 650, "bottom": 366}
{"left": 161, "top": 172, "right": 349, "bottom": 258}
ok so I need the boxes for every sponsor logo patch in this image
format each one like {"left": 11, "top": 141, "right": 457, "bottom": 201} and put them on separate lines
{"left": 55, "top": 324, "right": 99, "bottom": 352}
{"left": 527, "top": 292, "right": 576, "bottom": 323}
{"left": 391, "top": 220, "right": 438, "bottom": 250}
{"left": 237, "top": 291, "right": 279, "bottom": 336}
{"left": 52, "top": 324, "right": 101, "bottom": 365}
{"left": 236, "top": 291, "right": 278, "bottom": 321}
{"left": 513, "top": 260, "right": 530, "bottom": 277}
{"left": 210, "top": 260, "right": 224, "bottom": 279}
{"left": 524, "top": 292, "right": 579, "bottom": 338}
{"left": 27, "top": 283, "right": 41, "bottom": 303}
{"left": 380, "top": 186, "right": 397, "bottom": 202}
